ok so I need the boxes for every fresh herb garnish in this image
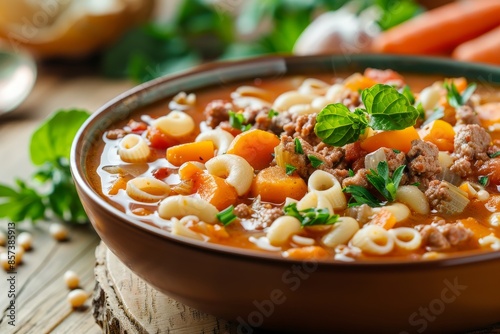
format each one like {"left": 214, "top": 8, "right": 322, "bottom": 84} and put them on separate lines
{"left": 479, "top": 176, "right": 489, "bottom": 187}
{"left": 307, "top": 155, "right": 324, "bottom": 168}
{"left": 343, "top": 185, "right": 382, "bottom": 208}
{"left": 392, "top": 149, "right": 401, "bottom": 154}
{"left": 268, "top": 109, "right": 279, "bottom": 119}
{"left": 366, "top": 162, "right": 405, "bottom": 202}
{"left": 285, "top": 164, "right": 297, "bottom": 175}
{"left": 216, "top": 205, "right": 237, "bottom": 226}
{"left": 315, "top": 84, "right": 419, "bottom": 146}
{"left": 283, "top": 203, "right": 339, "bottom": 227}
{"left": 343, "top": 161, "right": 405, "bottom": 208}
{"left": 0, "top": 110, "right": 90, "bottom": 223}
{"left": 444, "top": 82, "right": 477, "bottom": 109}
{"left": 229, "top": 111, "right": 251, "bottom": 131}
{"left": 401, "top": 85, "right": 415, "bottom": 105}
{"left": 348, "top": 169, "right": 355, "bottom": 177}
{"left": 411, "top": 182, "right": 421, "bottom": 187}
{"left": 294, "top": 138, "right": 303, "bottom": 154}
{"left": 489, "top": 151, "right": 500, "bottom": 158}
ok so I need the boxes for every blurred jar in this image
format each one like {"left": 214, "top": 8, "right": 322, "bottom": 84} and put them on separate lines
{"left": 0, "top": 0, "right": 155, "bottom": 58}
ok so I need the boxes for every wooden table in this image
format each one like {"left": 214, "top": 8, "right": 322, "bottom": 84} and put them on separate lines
{"left": 0, "top": 62, "right": 132, "bottom": 333}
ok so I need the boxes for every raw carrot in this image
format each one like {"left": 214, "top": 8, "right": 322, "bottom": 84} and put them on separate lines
{"left": 251, "top": 166, "right": 307, "bottom": 204}
{"left": 194, "top": 173, "right": 238, "bottom": 211}
{"left": 452, "top": 25, "right": 500, "bottom": 65}
{"left": 418, "top": 120, "right": 455, "bottom": 152}
{"left": 360, "top": 127, "right": 420, "bottom": 153}
{"left": 166, "top": 141, "right": 214, "bottom": 167}
{"left": 227, "top": 129, "right": 280, "bottom": 170}
{"left": 372, "top": 0, "right": 500, "bottom": 55}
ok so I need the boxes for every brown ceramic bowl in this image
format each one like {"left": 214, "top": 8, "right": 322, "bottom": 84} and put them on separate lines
{"left": 71, "top": 55, "right": 500, "bottom": 334}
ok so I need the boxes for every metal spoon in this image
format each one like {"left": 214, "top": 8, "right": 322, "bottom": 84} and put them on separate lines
{"left": 0, "top": 49, "right": 37, "bottom": 115}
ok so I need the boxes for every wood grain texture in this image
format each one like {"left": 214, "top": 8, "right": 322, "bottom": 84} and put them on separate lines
{"left": 94, "top": 242, "right": 237, "bottom": 334}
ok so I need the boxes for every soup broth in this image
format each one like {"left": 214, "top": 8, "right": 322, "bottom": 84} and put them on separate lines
{"left": 87, "top": 69, "right": 500, "bottom": 261}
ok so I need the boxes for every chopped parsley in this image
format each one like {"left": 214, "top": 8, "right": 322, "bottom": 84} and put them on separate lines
{"left": 489, "top": 151, "right": 500, "bottom": 158}
{"left": 348, "top": 169, "right": 355, "bottom": 177}
{"left": 444, "top": 81, "right": 477, "bottom": 109}
{"left": 229, "top": 111, "right": 251, "bottom": 131}
{"left": 285, "top": 164, "right": 297, "bottom": 175}
{"left": 216, "top": 205, "right": 237, "bottom": 226}
{"left": 343, "top": 185, "right": 382, "bottom": 208}
{"left": 267, "top": 109, "right": 279, "bottom": 119}
{"left": 308, "top": 155, "right": 324, "bottom": 168}
{"left": 283, "top": 203, "right": 339, "bottom": 227}
{"left": 294, "top": 138, "right": 303, "bottom": 154}
{"left": 479, "top": 176, "right": 489, "bottom": 187}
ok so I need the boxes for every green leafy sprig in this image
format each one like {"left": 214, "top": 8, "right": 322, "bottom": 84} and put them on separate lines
{"left": 315, "top": 84, "right": 419, "bottom": 147}
{"left": 283, "top": 203, "right": 339, "bottom": 227}
{"left": 0, "top": 110, "right": 90, "bottom": 223}
{"left": 444, "top": 82, "right": 477, "bottom": 109}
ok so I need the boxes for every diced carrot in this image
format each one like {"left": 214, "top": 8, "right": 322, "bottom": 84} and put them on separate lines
{"left": 372, "top": 0, "right": 500, "bottom": 55}
{"left": 166, "top": 141, "right": 214, "bottom": 167}
{"left": 371, "top": 209, "right": 397, "bottom": 230}
{"left": 178, "top": 162, "right": 203, "bottom": 181}
{"left": 479, "top": 159, "right": 500, "bottom": 186}
{"left": 251, "top": 166, "right": 307, "bottom": 204}
{"left": 360, "top": 127, "right": 420, "bottom": 153}
{"left": 189, "top": 222, "right": 230, "bottom": 240}
{"left": 457, "top": 217, "right": 493, "bottom": 240}
{"left": 194, "top": 172, "right": 238, "bottom": 210}
{"left": 364, "top": 68, "right": 405, "bottom": 85}
{"left": 227, "top": 129, "right": 280, "bottom": 170}
{"left": 418, "top": 120, "right": 455, "bottom": 152}
{"left": 284, "top": 246, "right": 330, "bottom": 260}
{"left": 343, "top": 73, "right": 377, "bottom": 92}
{"left": 147, "top": 127, "right": 178, "bottom": 149}
{"left": 477, "top": 102, "right": 500, "bottom": 127}
{"left": 108, "top": 175, "right": 131, "bottom": 195}
{"left": 452, "top": 25, "right": 500, "bottom": 66}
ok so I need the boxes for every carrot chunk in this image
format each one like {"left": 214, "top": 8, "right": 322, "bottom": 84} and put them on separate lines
{"left": 227, "top": 129, "right": 280, "bottom": 170}
{"left": 360, "top": 127, "right": 420, "bottom": 153}
{"left": 194, "top": 173, "right": 237, "bottom": 211}
{"left": 251, "top": 166, "right": 307, "bottom": 204}
{"left": 418, "top": 120, "right": 455, "bottom": 152}
{"left": 166, "top": 141, "right": 214, "bottom": 167}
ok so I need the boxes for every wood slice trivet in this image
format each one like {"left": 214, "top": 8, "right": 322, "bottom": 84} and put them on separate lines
{"left": 93, "top": 242, "right": 237, "bottom": 333}
{"left": 93, "top": 242, "right": 500, "bottom": 334}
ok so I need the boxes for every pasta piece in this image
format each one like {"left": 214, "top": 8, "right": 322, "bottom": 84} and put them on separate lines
{"left": 249, "top": 236, "right": 281, "bottom": 252}
{"left": 489, "top": 213, "right": 500, "bottom": 227}
{"left": 321, "top": 217, "right": 360, "bottom": 248}
{"left": 372, "top": 203, "right": 410, "bottom": 223}
{"left": 325, "top": 84, "right": 345, "bottom": 102}
{"left": 232, "top": 97, "right": 271, "bottom": 109}
{"left": 272, "top": 91, "right": 317, "bottom": 111}
{"left": 126, "top": 177, "right": 171, "bottom": 203}
{"left": 205, "top": 154, "right": 254, "bottom": 196}
{"left": 118, "top": 134, "right": 150, "bottom": 163}
{"left": 351, "top": 225, "right": 394, "bottom": 255}
{"left": 396, "top": 185, "right": 430, "bottom": 215}
{"left": 478, "top": 234, "right": 500, "bottom": 250}
{"left": 308, "top": 170, "right": 346, "bottom": 210}
{"left": 231, "top": 85, "right": 271, "bottom": 100}
{"left": 152, "top": 111, "right": 195, "bottom": 137}
{"left": 388, "top": 227, "right": 422, "bottom": 251}
{"left": 266, "top": 216, "right": 301, "bottom": 246}
{"left": 158, "top": 195, "right": 219, "bottom": 224}
{"left": 417, "top": 84, "right": 441, "bottom": 111}
{"left": 297, "top": 191, "right": 334, "bottom": 214}
{"left": 298, "top": 78, "right": 330, "bottom": 95}
{"left": 171, "top": 218, "right": 204, "bottom": 241}
{"left": 169, "top": 91, "right": 196, "bottom": 110}
{"left": 291, "top": 235, "right": 315, "bottom": 246}
{"left": 195, "top": 129, "right": 235, "bottom": 155}
{"left": 288, "top": 104, "right": 318, "bottom": 116}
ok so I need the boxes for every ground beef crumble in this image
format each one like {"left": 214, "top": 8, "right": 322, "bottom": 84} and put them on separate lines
{"left": 233, "top": 198, "right": 283, "bottom": 230}
{"left": 406, "top": 139, "right": 442, "bottom": 189}
{"left": 450, "top": 124, "right": 491, "bottom": 177}
{"left": 416, "top": 220, "right": 473, "bottom": 252}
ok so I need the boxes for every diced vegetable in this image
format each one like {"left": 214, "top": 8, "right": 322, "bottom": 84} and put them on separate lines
{"left": 372, "top": 0, "right": 500, "bottom": 55}
{"left": 194, "top": 173, "right": 238, "bottom": 211}
{"left": 251, "top": 166, "right": 307, "bottom": 204}
{"left": 360, "top": 127, "right": 420, "bottom": 153}
{"left": 418, "top": 120, "right": 455, "bottom": 152}
{"left": 370, "top": 208, "right": 397, "bottom": 230}
{"left": 364, "top": 68, "right": 404, "bottom": 85}
{"left": 166, "top": 141, "right": 214, "bottom": 167}
{"left": 343, "top": 73, "right": 377, "bottom": 92}
{"left": 457, "top": 217, "right": 493, "bottom": 240}
{"left": 437, "top": 181, "right": 470, "bottom": 215}
{"left": 274, "top": 143, "right": 296, "bottom": 170}
{"left": 479, "top": 159, "right": 500, "bottom": 186}
{"left": 147, "top": 127, "right": 178, "bottom": 149}
{"left": 178, "top": 162, "right": 203, "bottom": 181}
{"left": 452, "top": 25, "right": 500, "bottom": 66}
{"left": 227, "top": 129, "right": 280, "bottom": 170}
{"left": 477, "top": 102, "right": 500, "bottom": 127}
{"left": 283, "top": 246, "right": 330, "bottom": 260}
{"left": 108, "top": 175, "right": 131, "bottom": 195}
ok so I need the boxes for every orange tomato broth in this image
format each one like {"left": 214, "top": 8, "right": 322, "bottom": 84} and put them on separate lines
{"left": 86, "top": 72, "right": 500, "bottom": 261}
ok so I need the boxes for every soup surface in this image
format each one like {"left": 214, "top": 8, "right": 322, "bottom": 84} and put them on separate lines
{"left": 88, "top": 68, "right": 500, "bottom": 261}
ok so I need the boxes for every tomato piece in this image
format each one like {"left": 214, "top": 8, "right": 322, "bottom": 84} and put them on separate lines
{"left": 147, "top": 127, "right": 178, "bottom": 149}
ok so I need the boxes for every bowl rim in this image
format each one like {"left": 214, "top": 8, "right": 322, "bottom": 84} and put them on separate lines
{"left": 71, "top": 53, "right": 500, "bottom": 268}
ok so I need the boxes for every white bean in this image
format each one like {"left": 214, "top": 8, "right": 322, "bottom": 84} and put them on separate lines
{"left": 17, "top": 232, "right": 33, "bottom": 251}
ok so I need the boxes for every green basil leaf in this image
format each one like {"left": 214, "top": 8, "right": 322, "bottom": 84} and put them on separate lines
{"left": 315, "top": 103, "right": 368, "bottom": 146}
{"left": 30, "top": 110, "right": 90, "bottom": 166}
{"left": 362, "top": 84, "right": 419, "bottom": 130}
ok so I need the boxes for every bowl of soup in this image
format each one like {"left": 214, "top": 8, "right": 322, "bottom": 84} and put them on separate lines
{"left": 71, "top": 54, "right": 500, "bottom": 333}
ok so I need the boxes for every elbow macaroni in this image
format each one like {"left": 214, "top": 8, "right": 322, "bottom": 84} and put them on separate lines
{"left": 205, "top": 154, "right": 254, "bottom": 196}
{"left": 308, "top": 170, "right": 346, "bottom": 210}
{"left": 152, "top": 111, "right": 195, "bottom": 137}
{"left": 195, "top": 129, "right": 234, "bottom": 155}
{"left": 159, "top": 195, "right": 219, "bottom": 224}
{"left": 126, "top": 177, "right": 170, "bottom": 203}
{"left": 118, "top": 134, "right": 150, "bottom": 163}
